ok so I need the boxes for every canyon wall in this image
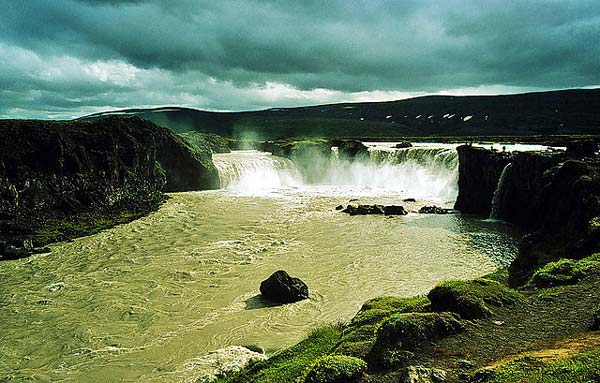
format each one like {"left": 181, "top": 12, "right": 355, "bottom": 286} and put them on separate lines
{"left": 454, "top": 144, "right": 600, "bottom": 285}
{"left": 0, "top": 116, "right": 219, "bottom": 259}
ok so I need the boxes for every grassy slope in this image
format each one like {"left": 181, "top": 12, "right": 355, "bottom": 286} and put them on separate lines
{"left": 216, "top": 256, "right": 600, "bottom": 383}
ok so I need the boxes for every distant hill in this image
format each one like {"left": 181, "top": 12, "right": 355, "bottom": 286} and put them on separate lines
{"left": 79, "top": 88, "right": 600, "bottom": 139}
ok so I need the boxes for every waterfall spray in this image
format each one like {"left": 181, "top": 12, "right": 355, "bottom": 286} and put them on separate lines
{"left": 213, "top": 145, "right": 459, "bottom": 200}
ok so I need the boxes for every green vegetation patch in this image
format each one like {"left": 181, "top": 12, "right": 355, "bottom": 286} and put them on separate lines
{"left": 483, "top": 347, "right": 600, "bottom": 383}
{"left": 352, "top": 296, "right": 430, "bottom": 327}
{"left": 428, "top": 278, "right": 522, "bottom": 319}
{"left": 367, "top": 311, "right": 463, "bottom": 369}
{"left": 529, "top": 253, "right": 600, "bottom": 288}
{"left": 333, "top": 296, "right": 430, "bottom": 358}
{"left": 302, "top": 355, "right": 367, "bottom": 383}
{"left": 215, "top": 324, "right": 342, "bottom": 383}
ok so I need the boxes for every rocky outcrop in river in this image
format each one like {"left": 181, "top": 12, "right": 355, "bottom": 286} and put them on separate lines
{"left": 0, "top": 116, "right": 219, "bottom": 259}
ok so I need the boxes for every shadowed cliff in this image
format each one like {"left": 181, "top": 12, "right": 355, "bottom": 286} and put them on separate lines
{"left": 0, "top": 116, "right": 219, "bottom": 260}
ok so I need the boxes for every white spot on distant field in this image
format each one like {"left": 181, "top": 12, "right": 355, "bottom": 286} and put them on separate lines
{"left": 360, "top": 117, "right": 364, "bottom": 121}
{"left": 447, "top": 114, "right": 455, "bottom": 119}
{"left": 344, "top": 106, "right": 356, "bottom": 109}
{"left": 484, "top": 115, "right": 488, "bottom": 121}
{"left": 386, "top": 115, "right": 392, "bottom": 119}
{"left": 415, "top": 115, "right": 421, "bottom": 119}
{"left": 428, "top": 115, "right": 433, "bottom": 119}
{"left": 463, "top": 115, "right": 473, "bottom": 121}
{"left": 443, "top": 113, "right": 450, "bottom": 118}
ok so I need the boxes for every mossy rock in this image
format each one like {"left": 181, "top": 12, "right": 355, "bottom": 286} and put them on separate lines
{"left": 428, "top": 278, "right": 522, "bottom": 319}
{"left": 303, "top": 355, "right": 367, "bottom": 383}
{"left": 529, "top": 259, "right": 578, "bottom": 287}
{"left": 373, "top": 312, "right": 463, "bottom": 353}
{"left": 529, "top": 254, "right": 600, "bottom": 288}
{"left": 335, "top": 296, "right": 430, "bottom": 358}
{"left": 352, "top": 296, "right": 430, "bottom": 327}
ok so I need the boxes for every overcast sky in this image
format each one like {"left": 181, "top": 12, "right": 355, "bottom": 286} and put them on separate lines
{"left": 1, "top": 0, "right": 598, "bottom": 119}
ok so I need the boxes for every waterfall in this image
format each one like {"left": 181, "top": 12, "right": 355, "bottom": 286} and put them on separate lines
{"left": 212, "top": 150, "right": 303, "bottom": 195}
{"left": 489, "top": 163, "right": 512, "bottom": 220}
{"left": 212, "top": 145, "right": 459, "bottom": 201}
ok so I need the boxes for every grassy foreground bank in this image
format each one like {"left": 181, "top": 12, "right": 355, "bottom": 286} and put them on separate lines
{"left": 216, "top": 255, "right": 600, "bottom": 383}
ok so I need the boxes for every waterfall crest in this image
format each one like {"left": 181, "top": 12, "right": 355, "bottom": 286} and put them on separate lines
{"left": 213, "top": 145, "right": 459, "bottom": 201}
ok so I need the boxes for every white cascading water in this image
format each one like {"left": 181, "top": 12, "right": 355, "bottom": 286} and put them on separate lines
{"left": 489, "top": 162, "right": 512, "bottom": 220}
{"left": 213, "top": 150, "right": 303, "bottom": 195}
{"left": 213, "top": 144, "right": 459, "bottom": 201}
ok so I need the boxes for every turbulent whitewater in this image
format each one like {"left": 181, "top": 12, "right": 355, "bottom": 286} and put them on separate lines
{"left": 0, "top": 142, "right": 522, "bottom": 382}
{"left": 213, "top": 143, "right": 459, "bottom": 201}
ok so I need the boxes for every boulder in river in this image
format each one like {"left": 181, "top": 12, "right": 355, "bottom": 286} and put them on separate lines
{"left": 395, "top": 142, "right": 413, "bottom": 149}
{"left": 341, "top": 204, "right": 407, "bottom": 216}
{"left": 342, "top": 204, "right": 384, "bottom": 215}
{"left": 419, "top": 206, "right": 454, "bottom": 214}
{"left": 260, "top": 270, "right": 309, "bottom": 303}
{"left": 382, "top": 205, "right": 408, "bottom": 216}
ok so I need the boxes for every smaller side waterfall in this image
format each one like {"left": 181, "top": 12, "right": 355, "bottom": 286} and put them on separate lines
{"left": 489, "top": 163, "right": 512, "bottom": 220}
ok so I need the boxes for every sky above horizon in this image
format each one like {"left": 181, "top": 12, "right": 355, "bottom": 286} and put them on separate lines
{"left": 1, "top": 0, "right": 599, "bottom": 119}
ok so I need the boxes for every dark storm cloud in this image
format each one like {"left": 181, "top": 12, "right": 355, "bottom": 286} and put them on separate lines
{"left": 0, "top": 0, "right": 598, "bottom": 118}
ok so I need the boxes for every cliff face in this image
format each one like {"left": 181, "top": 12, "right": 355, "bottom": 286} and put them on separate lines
{"left": 454, "top": 145, "right": 600, "bottom": 285}
{"left": 453, "top": 145, "right": 511, "bottom": 215}
{"left": 0, "top": 116, "right": 219, "bottom": 259}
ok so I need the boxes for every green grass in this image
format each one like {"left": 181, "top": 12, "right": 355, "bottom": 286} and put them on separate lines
{"left": 486, "top": 347, "right": 600, "bottom": 383}
{"left": 428, "top": 278, "right": 523, "bottom": 319}
{"left": 302, "top": 355, "right": 367, "bottom": 383}
{"left": 215, "top": 324, "right": 343, "bottom": 383}
{"left": 333, "top": 296, "right": 430, "bottom": 358}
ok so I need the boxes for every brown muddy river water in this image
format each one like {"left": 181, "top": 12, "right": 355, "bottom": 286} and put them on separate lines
{"left": 0, "top": 143, "right": 526, "bottom": 382}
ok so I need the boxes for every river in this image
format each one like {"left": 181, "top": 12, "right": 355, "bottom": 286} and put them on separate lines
{"left": 0, "top": 143, "right": 527, "bottom": 382}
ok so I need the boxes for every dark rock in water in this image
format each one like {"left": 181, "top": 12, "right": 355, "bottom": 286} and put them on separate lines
{"left": 342, "top": 204, "right": 384, "bottom": 215}
{"left": 419, "top": 206, "right": 454, "bottom": 214}
{"left": 260, "top": 270, "right": 309, "bottom": 303}
{"left": 403, "top": 198, "right": 416, "bottom": 202}
{"left": 335, "top": 205, "right": 344, "bottom": 210}
{"left": 395, "top": 142, "right": 413, "bottom": 149}
{"left": 0, "top": 241, "right": 31, "bottom": 260}
{"left": 341, "top": 204, "right": 407, "bottom": 216}
{"left": 337, "top": 140, "right": 369, "bottom": 159}
{"left": 382, "top": 205, "right": 408, "bottom": 216}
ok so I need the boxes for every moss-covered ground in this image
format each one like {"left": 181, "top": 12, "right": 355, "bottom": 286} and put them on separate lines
{"left": 216, "top": 254, "right": 600, "bottom": 383}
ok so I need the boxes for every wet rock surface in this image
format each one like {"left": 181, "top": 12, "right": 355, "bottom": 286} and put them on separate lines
{"left": 418, "top": 206, "right": 454, "bottom": 214}
{"left": 341, "top": 204, "right": 408, "bottom": 216}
